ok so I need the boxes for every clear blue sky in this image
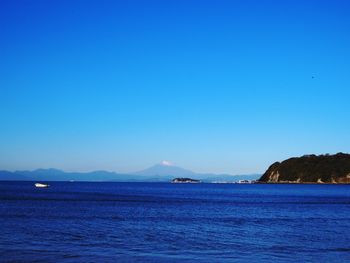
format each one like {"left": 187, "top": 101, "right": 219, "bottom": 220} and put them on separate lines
{"left": 1, "top": 0, "right": 349, "bottom": 174}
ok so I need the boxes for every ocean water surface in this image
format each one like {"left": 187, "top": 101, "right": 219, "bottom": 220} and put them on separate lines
{"left": 0, "top": 182, "right": 349, "bottom": 262}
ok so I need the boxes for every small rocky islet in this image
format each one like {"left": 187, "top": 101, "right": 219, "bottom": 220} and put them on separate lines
{"left": 171, "top": 178, "right": 201, "bottom": 183}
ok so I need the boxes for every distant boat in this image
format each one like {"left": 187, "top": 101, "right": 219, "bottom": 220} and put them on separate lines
{"left": 35, "top": 183, "right": 49, "bottom": 188}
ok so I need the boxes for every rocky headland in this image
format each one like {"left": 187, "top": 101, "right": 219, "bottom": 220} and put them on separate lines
{"left": 258, "top": 153, "right": 350, "bottom": 183}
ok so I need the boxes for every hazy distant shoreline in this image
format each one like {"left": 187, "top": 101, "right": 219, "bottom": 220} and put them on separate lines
{"left": 0, "top": 167, "right": 260, "bottom": 183}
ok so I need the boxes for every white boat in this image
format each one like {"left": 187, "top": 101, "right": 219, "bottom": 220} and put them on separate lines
{"left": 35, "top": 183, "right": 49, "bottom": 188}
{"left": 238, "top": 180, "right": 251, "bottom": 184}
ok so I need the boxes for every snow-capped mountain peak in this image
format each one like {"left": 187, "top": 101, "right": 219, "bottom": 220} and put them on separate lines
{"left": 160, "top": 160, "right": 173, "bottom": 166}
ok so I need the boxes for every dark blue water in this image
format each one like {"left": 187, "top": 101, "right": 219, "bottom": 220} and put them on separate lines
{"left": 0, "top": 182, "right": 349, "bottom": 262}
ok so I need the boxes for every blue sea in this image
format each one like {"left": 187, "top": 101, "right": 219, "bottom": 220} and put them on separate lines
{"left": 0, "top": 182, "right": 349, "bottom": 262}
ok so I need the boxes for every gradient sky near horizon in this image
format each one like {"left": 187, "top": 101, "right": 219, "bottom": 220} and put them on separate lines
{"left": 1, "top": 0, "right": 350, "bottom": 174}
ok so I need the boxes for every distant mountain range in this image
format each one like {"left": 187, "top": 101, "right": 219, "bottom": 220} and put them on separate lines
{"left": 0, "top": 161, "right": 260, "bottom": 182}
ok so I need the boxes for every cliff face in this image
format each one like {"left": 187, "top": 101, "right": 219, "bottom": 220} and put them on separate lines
{"left": 259, "top": 153, "right": 350, "bottom": 183}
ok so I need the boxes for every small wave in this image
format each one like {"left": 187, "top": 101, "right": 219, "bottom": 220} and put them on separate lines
{"left": 327, "top": 247, "right": 350, "bottom": 252}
